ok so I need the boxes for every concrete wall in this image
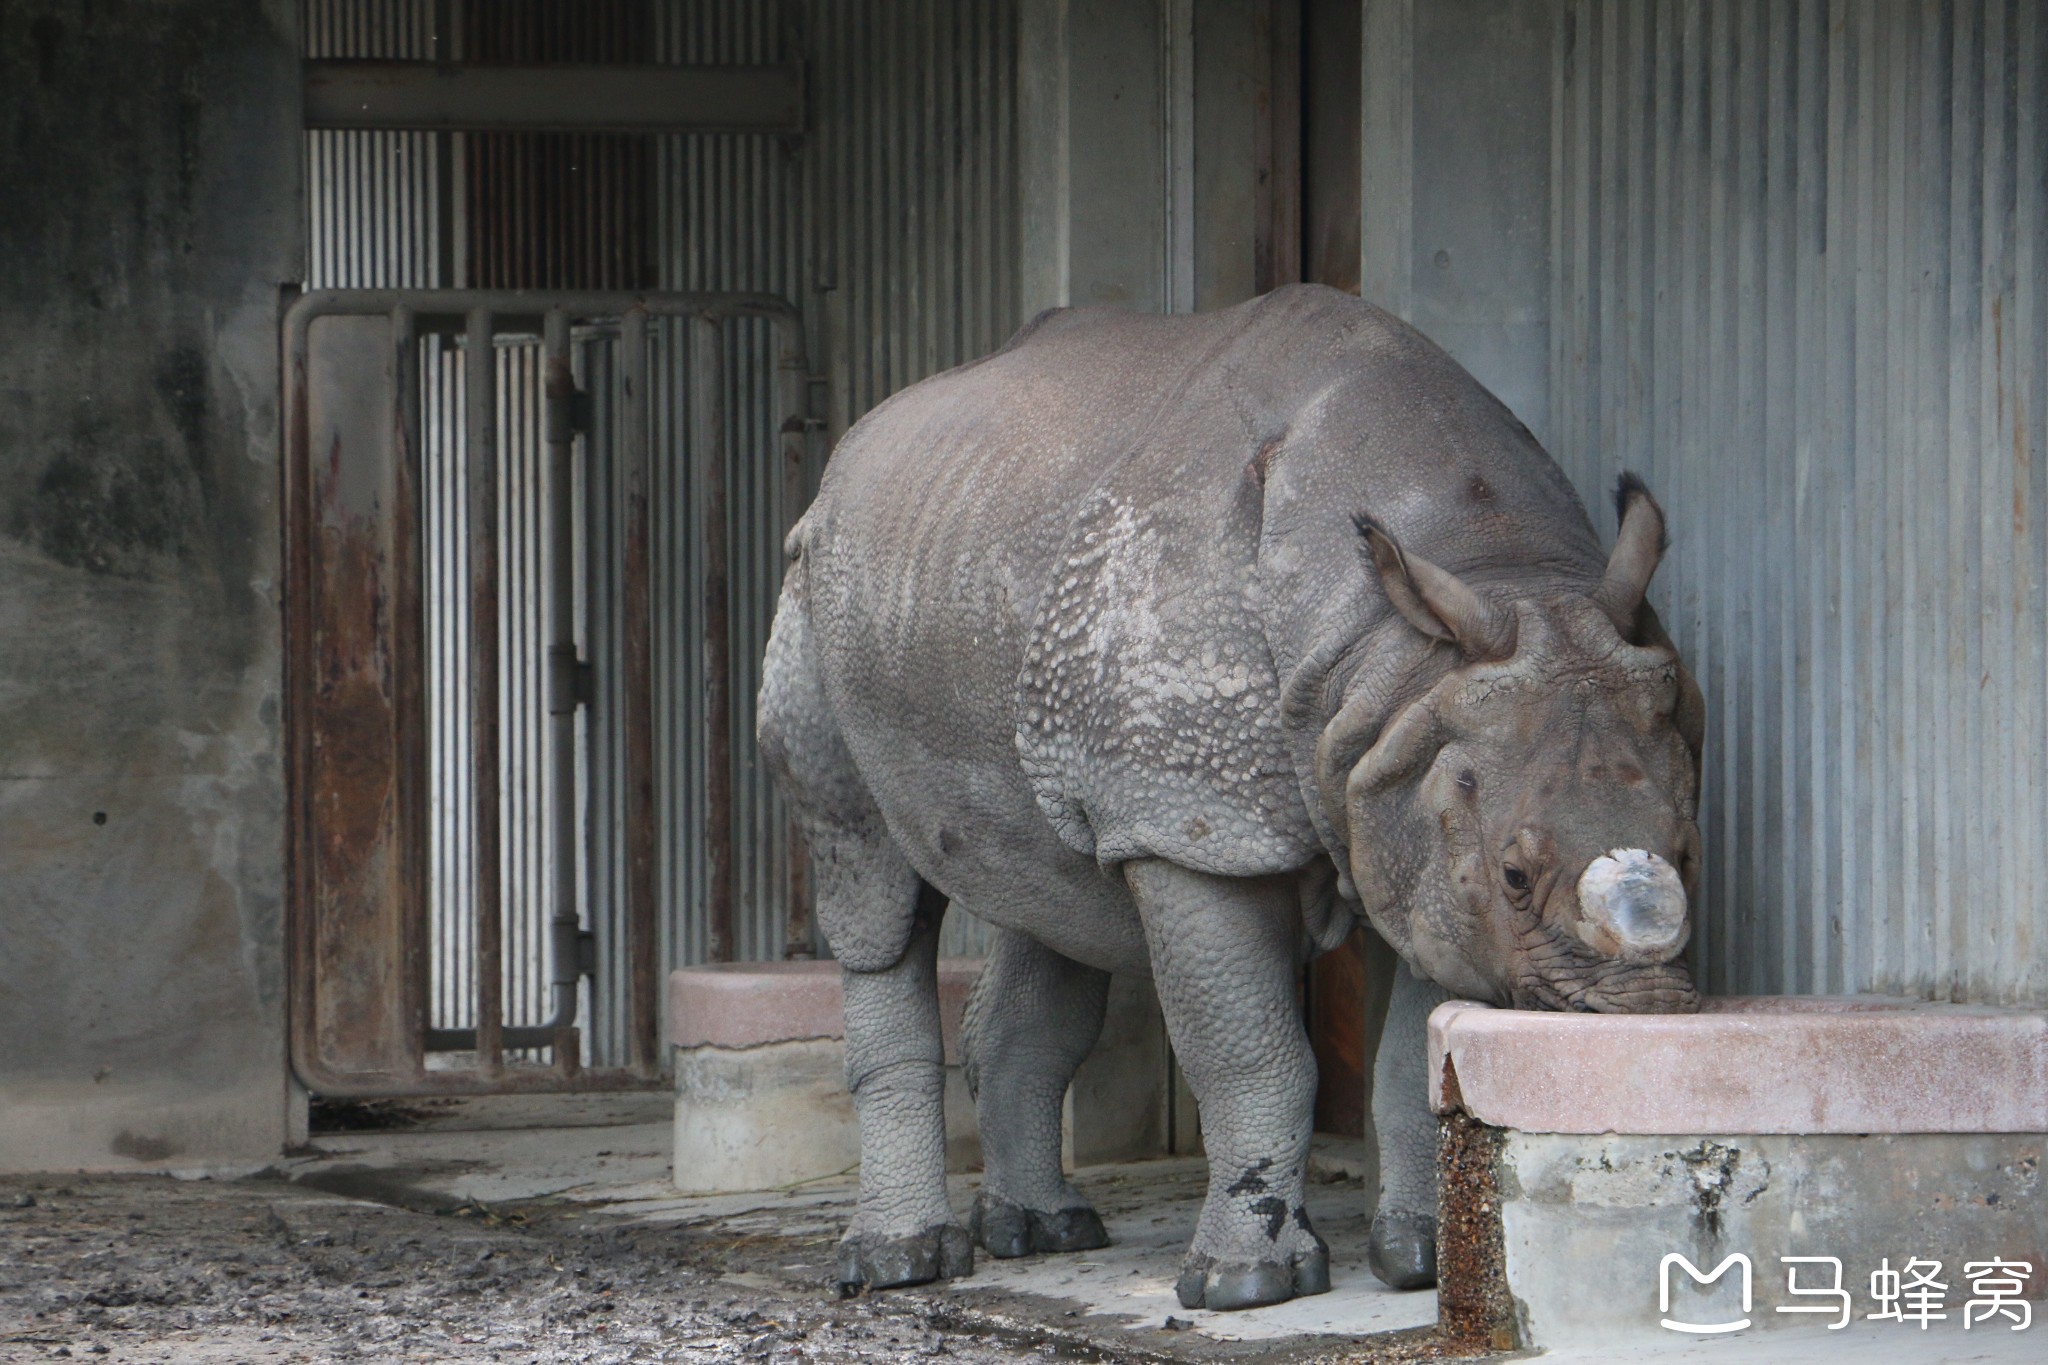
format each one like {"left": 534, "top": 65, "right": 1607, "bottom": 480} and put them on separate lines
{"left": 0, "top": 0, "right": 300, "bottom": 1171}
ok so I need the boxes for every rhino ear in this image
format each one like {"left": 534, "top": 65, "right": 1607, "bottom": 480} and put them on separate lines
{"left": 1354, "top": 514, "right": 1515, "bottom": 660}
{"left": 1593, "top": 472, "right": 1668, "bottom": 636}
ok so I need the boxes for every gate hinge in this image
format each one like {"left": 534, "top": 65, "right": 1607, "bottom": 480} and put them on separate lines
{"left": 548, "top": 646, "right": 595, "bottom": 713}
{"left": 545, "top": 386, "right": 594, "bottom": 441}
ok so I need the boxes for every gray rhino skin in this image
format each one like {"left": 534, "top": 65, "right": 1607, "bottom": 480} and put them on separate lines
{"left": 758, "top": 284, "right": 1704, "bottom": 1310}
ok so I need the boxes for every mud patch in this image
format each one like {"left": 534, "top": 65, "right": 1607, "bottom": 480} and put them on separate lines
{"left": 0, "top": 1174, "right": 1069, "bottom": 1363}
{"left": 0, "top": 1170, "right": 1493, "bottom": 1365}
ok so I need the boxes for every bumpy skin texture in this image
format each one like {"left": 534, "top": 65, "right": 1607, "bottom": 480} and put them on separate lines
{"left": 759, "top": 286, "right": 1705, "bottom": 1306}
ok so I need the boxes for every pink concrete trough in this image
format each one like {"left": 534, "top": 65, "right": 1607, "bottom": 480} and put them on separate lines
{"left": 1429, "top": 995, "right": 2048, "bottom": 1134}
{"left": 667, "top": 958, "right": 982, "bottom": 1062}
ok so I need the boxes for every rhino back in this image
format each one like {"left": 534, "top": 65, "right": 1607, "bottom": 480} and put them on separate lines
{"left": 796, "top": 286, "right": 1605, "bottom": 948}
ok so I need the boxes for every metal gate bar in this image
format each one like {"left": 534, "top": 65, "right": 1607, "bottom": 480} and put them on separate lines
{"left": 286, "top": 287, "right": 814, "bottom": 1097}
{"left": 618, "top": 301, "right": 659, "bottom": 1077}
{"left": 464, "top": 306, "right": 506, "bottom": 1076}
{"left": 691, "top": 317, "right": 734, "bottom": 964}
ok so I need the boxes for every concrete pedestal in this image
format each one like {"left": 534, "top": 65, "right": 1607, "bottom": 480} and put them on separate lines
{"left": 669, "top": 959, "right": 1183, "bottom": 1196}
{"left": 668, "top": 960, "right": 980, "bottom": 1195}
{"left": 1427, "top": 996, "right": 2048, "bottom": 1350}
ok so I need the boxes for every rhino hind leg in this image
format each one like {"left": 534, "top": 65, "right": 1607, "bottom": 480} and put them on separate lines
{"left": 1124, "top": 860, "right": 1330, "bottom": 1312}
{"left": 1366, "top": 964, "right": 1452, "bottom": 1290}
{"left": 761, "top": 573, "right": 971, "bottom": 1292}
{"left": 961, "top": 928, "right": 1112, "bottom": 1259}
{"left": 835, "top": 877, "right": 974, "bottom": 1293}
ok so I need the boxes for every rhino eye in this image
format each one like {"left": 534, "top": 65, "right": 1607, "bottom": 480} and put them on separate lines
{"left": 1502, "top": 865, "right": 1531, "bottom": 893}
{"left": 1456, "top": 769, "right": 1477, "bottom": 794}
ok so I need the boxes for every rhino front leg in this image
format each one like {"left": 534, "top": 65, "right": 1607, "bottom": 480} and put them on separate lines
{"left": 962, "top": 928, "right": 1113, "bottom": 1258}
{"left": 1367, "top": 963, "right": 1452, "bottom": 1290}
{"left": 836, "top": 879, "right": 973, "bottom": 1293}
{"left": 1125, "top": 860, "right": 1329, "bottom": 1312}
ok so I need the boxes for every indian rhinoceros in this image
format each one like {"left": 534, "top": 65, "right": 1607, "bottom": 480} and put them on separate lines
{"left": 758, "top": 284, "right": 1703, "bottom": 1311}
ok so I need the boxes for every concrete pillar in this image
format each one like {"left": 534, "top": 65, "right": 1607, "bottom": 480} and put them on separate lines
{"left": 1018, "top": 0, "right": 1267, "bottom": 319}
{"left": 0, "top": 0, "right": 302, "bottom": 1173}
{"left": 1361, "top": 0, "right": 1553, "bottom": 443}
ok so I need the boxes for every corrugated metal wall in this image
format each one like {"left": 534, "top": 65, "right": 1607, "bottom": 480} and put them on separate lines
{"left": 302, "top": 0, "right": 1018, "bottom": 1069}
{"left": 1529, "top": 0, "right": 2047, "bottom": 1004}
{"left": 649, "top": 1, "right": 1019, "bottom": 964}
{"left": 304, "top": 0, "right": 444, "bottom": 285}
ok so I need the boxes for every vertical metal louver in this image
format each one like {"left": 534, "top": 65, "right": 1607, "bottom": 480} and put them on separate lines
{"left": 303, "top": 0, "right": 445, "bottom": 287}
{"left": 1547, "top": 0, "right": 2047, "bottom": 1005}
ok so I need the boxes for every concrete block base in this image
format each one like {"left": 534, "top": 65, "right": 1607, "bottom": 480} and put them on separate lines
{"left": 1496, "top": 1129, "right": 2046, "bottom": 1344}
{"left": 672, "top": 1038, "right": 979, "bottom": 1195}
{"left": 670, "top": 959, "right": 1184, "bottom": 1195}
{"left": 1429, "top": 996, "right": 2048, "bottom": 1349}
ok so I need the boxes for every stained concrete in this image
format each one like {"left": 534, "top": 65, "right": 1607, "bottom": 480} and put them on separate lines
{"left": 1528, "top": 1318, "right": 2042, "bottom": 1365}
{"left": 0, "top": 0, "right": 299, "bottom": 1172}
{"left": 1497, "top": 1129, "right": 2047, "bottom": 1349}
{"left": 279, "top": 1120, "right": 1438, "bottom": 1359}
{"left": 1425, "top": 999, "right": 2048, "bottom": 1350}
{"left": 672, "top": 965, "right": 1189, "bottom": 1196}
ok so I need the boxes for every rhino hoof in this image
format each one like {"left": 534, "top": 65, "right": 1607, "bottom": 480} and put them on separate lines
{"left": 1367, "top": 1209, "right": 1438, "bottom": 1290}
{"left": 835, "top": 1223, "right": 974, "bottom": 1294}
{"left": 1173, "top": 1245, "right": 1331, "bottom": 1311}
{"left": 970, "top": 1192, "right": 1110, "bottom": 1259}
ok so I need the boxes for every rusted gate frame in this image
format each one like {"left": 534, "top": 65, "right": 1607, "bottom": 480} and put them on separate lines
{"left": 284, "top": 287, "right": 813, "bottom": 1098}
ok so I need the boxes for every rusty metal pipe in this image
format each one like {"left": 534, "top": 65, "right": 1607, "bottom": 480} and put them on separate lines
{"left": 391, "top": 303, "right": 430, "bottom": 1061}
{"left": 691, "top": 317, "right": 735, "bottom": 965}
{"left": 779, "top": 333, "right": 821, "bottom": 960}
{"left": 619, "top": 304, "right": 660, "bottom": 1076}
{"left": 465, "top": 306, "right": 505, "bottom": 1078}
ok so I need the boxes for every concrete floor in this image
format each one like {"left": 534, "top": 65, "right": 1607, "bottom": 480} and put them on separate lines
{"left": 10, "top": 1099, "right": 2021, "bottom": 1362}
{"left": 277, "top": 1100, "right": 2044, "bottom": 1364}
{"left": 1531, "top": 1321, "right": 2042, "bottom": 1364}
{"left": 281, "top": 1101, "right": 1440, "bottom": 1360}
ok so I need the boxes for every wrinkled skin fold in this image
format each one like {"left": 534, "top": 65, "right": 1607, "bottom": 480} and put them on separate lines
{"left": 758, "top": 286, "right": 1705, "bottom": 1309}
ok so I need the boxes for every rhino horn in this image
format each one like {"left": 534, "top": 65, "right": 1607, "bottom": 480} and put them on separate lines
{"left": 1593, "top": 473, "right": 1667, "bottom": 634}
{"left": 1354, "top": 515, "right": 1514, "bottom": 660}
{"left": 1575, "top": 849, "right": 1689, "bottom": 963}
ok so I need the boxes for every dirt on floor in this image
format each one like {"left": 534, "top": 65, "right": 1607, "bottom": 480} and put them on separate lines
{"left": 0, "top": 1172, "right": 1475, "bottom": 1365}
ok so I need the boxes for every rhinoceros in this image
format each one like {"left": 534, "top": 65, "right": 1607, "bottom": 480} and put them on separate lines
{"left": 758, "top": 284, "right": 1703, "bottom": 1310}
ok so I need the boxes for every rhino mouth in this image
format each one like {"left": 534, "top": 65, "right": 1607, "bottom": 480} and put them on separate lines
{"left": 1510, "top": 937, "right": 1700, "bottom": 1014}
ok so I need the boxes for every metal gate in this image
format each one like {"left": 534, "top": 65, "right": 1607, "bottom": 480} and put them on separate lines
{"left": 285, "top": 289, "right": 817, "bottom": 1096}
